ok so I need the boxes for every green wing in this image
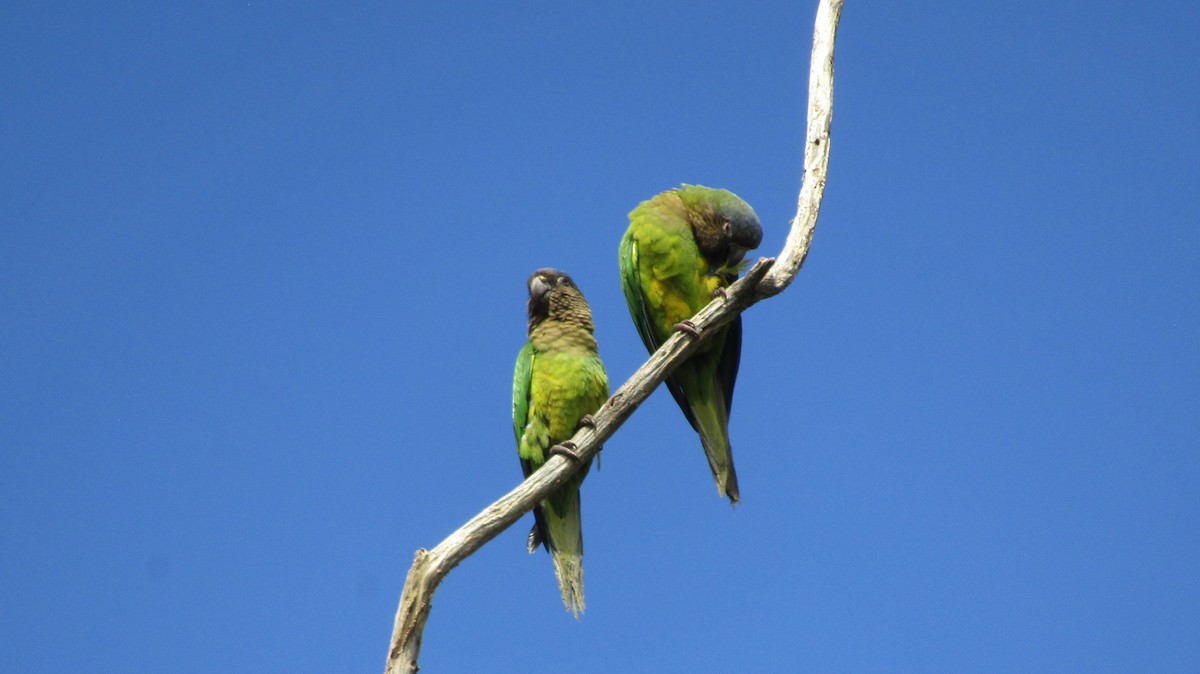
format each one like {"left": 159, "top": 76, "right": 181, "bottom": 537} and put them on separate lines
{"left": 513, "top": 341, "right": 552, "bottom": 552}
{"left": 618, "top": 232, "right": 660, "bottom": 355}
{"left": 718, "top": 315, "right": 742, "bottom": 415}
{"left": 619, "top": 226, "right": 704, "bottom": 433}
{"left": 512, "top": 342, "right": 535, "bottom": 475}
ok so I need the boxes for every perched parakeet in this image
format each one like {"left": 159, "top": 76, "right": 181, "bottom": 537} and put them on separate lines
{"left": 513, "top": 268, "right": 609, "bottom": 617}
{"left": 619, "top": 185, "right": 762, "bottom": 504}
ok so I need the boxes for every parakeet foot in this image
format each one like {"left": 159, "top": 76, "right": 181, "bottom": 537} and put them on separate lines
{"left": 711, "top": 287, "right": 727, "bottom": 300}
{"left": 549, "top": 441, "right": 583, "bottom": 462}
{"left": 672, "top": 320, "right": 701, "bottom": 338}
{"left": 575, "top": 414, "right": 596, "bottom": 431}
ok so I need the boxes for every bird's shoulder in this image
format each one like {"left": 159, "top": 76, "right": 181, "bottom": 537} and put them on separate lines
{"left": 628, "top": 191, "right": 692, "bottom": 237}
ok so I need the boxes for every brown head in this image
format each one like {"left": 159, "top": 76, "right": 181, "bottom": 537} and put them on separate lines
{"left": 527, "top": 268, "right": 595, "bottom": 336}
{"left": 675, "top": 185, "right": 763, "bottom": 271}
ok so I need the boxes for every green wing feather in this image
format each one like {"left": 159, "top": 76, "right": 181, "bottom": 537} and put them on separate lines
{"left": 718, "top": 316, "right": 742, "bottom": 415}
{"left": 619, "top": 226, "right": 704, "bottom": 433}
{"left": 618, "top": 233, "right": 659, "bottom": 355}
{"left": 512, "top": 342, "right": 552, "bottom": 553}
{"left": 512, "top": 342, "right": 534, "bottom": 462}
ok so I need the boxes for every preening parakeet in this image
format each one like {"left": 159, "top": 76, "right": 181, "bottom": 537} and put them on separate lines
{"left": 513, "top": 268, "right": 609, "bottom": 617}
{"left": 619, "top": 185, "right": 762, "bottom": 504}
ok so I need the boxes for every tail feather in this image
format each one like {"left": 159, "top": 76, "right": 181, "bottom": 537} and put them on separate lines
{"left": 551, "top": 549, "right": 585, "bottom": 618}
{"left": 698, "top": 422, "right": 739, "bottom": 504}
{"left": 527, "top": 505, "right": 549, "bottom": 554}
{"left": 527, "top": 524, "right": 543, "bottom": 554}
{"left": 543, "top": 487, "right": 586, "bottom": 617}
{"left": 677, "top": 365, "right": 740, "bottom": 504}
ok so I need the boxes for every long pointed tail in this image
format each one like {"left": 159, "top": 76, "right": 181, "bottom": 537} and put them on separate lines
{"left": 674, "top": 365, "right": 740, "bottom": 504}
{"left": 543, "top": 487, "right": 585, "bottom": 617}
{"left": 693, "top": 395, "right": 740, "bottom": 504}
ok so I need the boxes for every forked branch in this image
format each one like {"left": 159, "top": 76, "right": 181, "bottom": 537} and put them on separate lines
{"left": 386, "top": 1, "right": 843, "bottom": 671}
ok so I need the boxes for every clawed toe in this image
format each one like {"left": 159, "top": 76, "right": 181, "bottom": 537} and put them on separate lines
{"left": 672, "top": 320, "right": 701, "bottom": 338}
{"left": 575, "top": 414, "right": 596, "bottom": 431}
{"left": 549, "top": 441, "right": 582, "bottom": 462}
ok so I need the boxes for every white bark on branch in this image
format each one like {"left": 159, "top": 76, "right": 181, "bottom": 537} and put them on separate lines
{"left": 385, "top": 1, "right": 843, "bottom": 671}
{"left": 760, "top": 0, "right": 842, "bottom": 299}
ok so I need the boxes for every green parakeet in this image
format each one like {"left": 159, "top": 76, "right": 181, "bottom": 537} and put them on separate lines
{"left": 619, "top": 185, "right": 762, "bottom": 504}
{"left": 513, "top": 268, "right": 609, "bottom": 617}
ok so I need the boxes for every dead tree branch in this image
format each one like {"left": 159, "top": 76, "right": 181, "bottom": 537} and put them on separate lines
{"left": 385, "top": 1, "right": 843, "bottom": 671}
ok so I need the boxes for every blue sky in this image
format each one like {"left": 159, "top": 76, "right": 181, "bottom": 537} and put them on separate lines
{"left": 2, "top": 2, "right": 1198, "bottom": 672}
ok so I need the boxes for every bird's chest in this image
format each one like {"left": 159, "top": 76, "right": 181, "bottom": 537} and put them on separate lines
{"left": 529, "top": 354, "right": 606, "bottom": 438}
{"left": 644, "top": 256, "right": 723, "bottom": 354}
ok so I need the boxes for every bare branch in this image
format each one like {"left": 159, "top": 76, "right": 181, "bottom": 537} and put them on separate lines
{"left": 760, "top": 0, "right": 843, "bottom": 298}
{"left": 385, "top": 2, "right": 843, "bottom": 671}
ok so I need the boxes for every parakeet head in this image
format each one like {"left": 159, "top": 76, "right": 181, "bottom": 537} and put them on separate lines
{"left": 527, "top": 268, "right": 595, "bottom": 334}
{"left": 676, "top": 185, "right": 763, "bottom": 270}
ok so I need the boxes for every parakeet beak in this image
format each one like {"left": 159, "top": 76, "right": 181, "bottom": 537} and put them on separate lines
{"left": 726, "top": 245, "right": 747, "bottom": 267}
{"left": 530, "top": 274, "right": 551, "bottom": 300}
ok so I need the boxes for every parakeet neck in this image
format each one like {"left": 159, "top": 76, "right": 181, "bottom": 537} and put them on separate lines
{"left": 530, "top": 319, "right": 597, "bottom": 353}
{"left": 685, "top": 211, "right": 725, "bottom": 261}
